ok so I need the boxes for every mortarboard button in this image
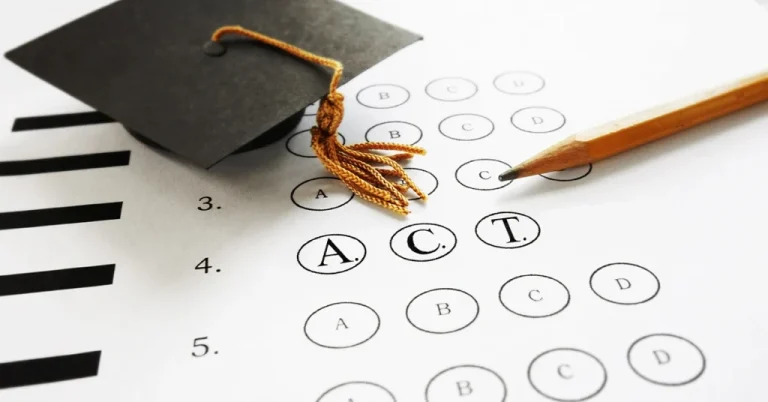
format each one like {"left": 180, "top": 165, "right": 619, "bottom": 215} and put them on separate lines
{"left": 4, "top": 0, "right": 423, "bottom": 169}
{"left": 202, "top": 40, "right": 227, "bottom": 58}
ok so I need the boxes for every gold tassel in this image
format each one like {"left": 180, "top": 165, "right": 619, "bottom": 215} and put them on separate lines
{"left": 211, "top": 26, "right": 427, "bottom": 215}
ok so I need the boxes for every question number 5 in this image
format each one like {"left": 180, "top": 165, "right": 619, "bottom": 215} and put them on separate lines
{"left": 192, "top": 337, "right": 209, "bottom": 357}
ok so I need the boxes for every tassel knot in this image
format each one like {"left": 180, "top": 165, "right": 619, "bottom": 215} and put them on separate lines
{"left": 210, "top": 25, "right": 427, "bottom": 215}
{"left": 314, "top": 92, "right": 345, "bottom": 137}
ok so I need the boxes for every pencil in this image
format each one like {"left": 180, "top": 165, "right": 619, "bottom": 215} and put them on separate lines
{"left": 498, "top": 68, "right": 768, "bottom": 182}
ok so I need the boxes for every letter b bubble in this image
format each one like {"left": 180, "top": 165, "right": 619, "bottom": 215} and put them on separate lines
{"left": 356, "top": 84, "right": 410, "bottom": 109}
{"left": 390, "top": 223, "right": 457, "bottom": 262}
{"left": 590, "top": 262, "right": 660, "bottom": 305}
{"left": 406, "top": 288, "right": 479, "bottom": 334}
{"left": 365, "top": 121, "right": 423, "bottom": 145}
{"left": 426, "top": 365, "right": 506, "bottom": 402}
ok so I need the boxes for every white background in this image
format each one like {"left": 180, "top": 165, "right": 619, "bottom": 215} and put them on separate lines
{"left": 2, "top": 0, "right": 768, "bottom": 401}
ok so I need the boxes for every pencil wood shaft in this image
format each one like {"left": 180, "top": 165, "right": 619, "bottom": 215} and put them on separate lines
{"left": 499, "top": 69, "right": 768, "bottom": 181}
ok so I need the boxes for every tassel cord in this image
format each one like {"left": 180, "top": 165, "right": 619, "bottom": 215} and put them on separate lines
{"left": 211, "top": 25, "right": 427, "bottom": 215}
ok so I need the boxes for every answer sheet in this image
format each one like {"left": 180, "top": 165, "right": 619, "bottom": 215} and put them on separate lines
{"left": 2, "top": 0, "right": 768, "bottom": 400}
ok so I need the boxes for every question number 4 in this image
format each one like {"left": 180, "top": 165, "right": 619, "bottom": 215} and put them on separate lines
{"left": 196, "top": 258, "right": 220, "bottom": 274}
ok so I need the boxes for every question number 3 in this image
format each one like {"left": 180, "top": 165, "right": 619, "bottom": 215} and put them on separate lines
{"left": 198, "top": 196, "right": 221, "bottom": 211}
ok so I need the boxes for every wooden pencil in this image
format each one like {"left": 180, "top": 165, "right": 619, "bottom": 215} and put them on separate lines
{"left": 498, "top": 68, "right": 768, "bottom": 182}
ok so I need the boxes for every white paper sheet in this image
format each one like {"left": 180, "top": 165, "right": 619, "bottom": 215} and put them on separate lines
{"left": 2, "top": 0, "right": 768, "bottom": 400}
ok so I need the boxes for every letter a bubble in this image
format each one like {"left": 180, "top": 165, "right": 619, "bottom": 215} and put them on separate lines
{"left": 298, "top": 234, "right": 366, "bottom": 275}
{"left": 317, "top": 382, "right": 396, "bottom": 402}
{"left": 304, "top": 302, "right": 380, "bottom": 349}
{"left": 291, "top": 177, "right": 354, "bottom": 211}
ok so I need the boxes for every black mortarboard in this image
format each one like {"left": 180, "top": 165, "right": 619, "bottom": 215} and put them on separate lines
{"left": 4, "top": 0, "right": 421, "bottom": 168}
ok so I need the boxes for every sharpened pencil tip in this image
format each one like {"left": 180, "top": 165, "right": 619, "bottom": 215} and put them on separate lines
{"left": 498, "top": 169, "right": 518, "bottom": 182}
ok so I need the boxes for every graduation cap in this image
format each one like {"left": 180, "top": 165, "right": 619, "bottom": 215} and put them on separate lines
{"left": 5, "top": 0, "right": 430, "bottom": 215}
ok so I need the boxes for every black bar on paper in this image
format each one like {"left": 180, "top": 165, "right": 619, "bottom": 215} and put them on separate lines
{"left": 12, "top": 111, "right": 114, "bottom": 132}
{"left": 0, "top": 151, "right": 130, "bottom": 176}
{"left": 0, "top": 351, "right": 101, "bottom": 389}
{"left": 0, "top": 202, "right": 122, "bottom": 231}
{"left": 0, "top": 264, "right": 115, "bottom": 297}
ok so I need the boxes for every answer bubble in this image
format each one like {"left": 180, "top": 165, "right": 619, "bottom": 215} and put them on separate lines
{"left": 317, "top": 381, "right": 396, "bottom": 402}
{"left": 628, "top": 334, "right": 705, "bottom": 386}
{"left": 494, "top": 71, "right": 545, "bottom": 95}
{"left": 357, "top": 84, "right": 410, "bottom": 109}
{"left": 426, "top": 365, "right": 507, "bottom": 402}
{"left": 439, "top": 114, "right": 494, "bottom": 141}
{"left": 386, "top": 168, "right": 438, "bottom": 201}
{"left": 455, "top": 159, "right": 512, "bottom": 191}
{"left": 540, "top": 164, "right": 592, "bottom": 181}
{"left": 590, "top": 262, "right": 660, "bottom": 305}
{"left": 365, "top": 121, "right": 423, "bottom": 145}
{"left": 297, "top": 234, "right": 366, "bottom": 275}
{"left": 291, "top": 177, "right": 355, "bottom": 211}
{"left": 528, "top": 348, "right": 607, "bottom": 401}
{"left": 390, "top": 223, "right": 457, "bottom": 262}
{"left": 475, "top": 211, "right": 541, "bottom": 249}
{"left": 499, "top": 275, "right": 570, "bottom": 318}
{"left": 426, "top": 77, "right": 478, "bottom": 101}
{"left": 286, "top": 129, "right": 346, "bottom": 158}
{"left": 511, "top": 107, "right": 566, "bottom": 133}
{"left": 406, "top": 288, "right": 479, "bottom": 334}
{"left": 304, "top": 302, "right": 380, "bottom": 349}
